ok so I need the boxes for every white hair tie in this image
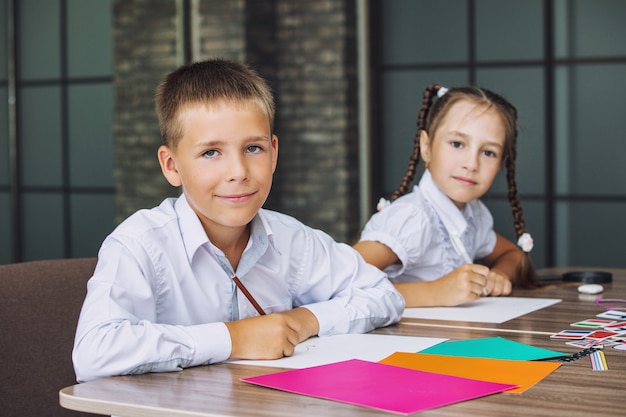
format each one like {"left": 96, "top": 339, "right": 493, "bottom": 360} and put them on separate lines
{"left": 437, "top": 86, "right": 449, "bottom": 98}
{"left": 376, "top": 197, "right": 391, "bottom": 211}
{"left": 517, "top": 232, "right": 534, "bottom": 253}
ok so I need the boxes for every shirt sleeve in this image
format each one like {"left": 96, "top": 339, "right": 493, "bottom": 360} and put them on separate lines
{"left": 472, "top": 200, "right": 497, "bottom": 259}
{"left": 72, "top": 236, "right": 232, "bottom": 382}
{"left": 288, "top": 226, "right": 405, "bottom": 336}
{"left": 358, "top": 200, "right": 433, "bottom": 278}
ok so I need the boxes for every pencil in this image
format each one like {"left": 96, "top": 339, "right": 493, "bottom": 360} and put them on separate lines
{"left": 232, "top": 274, "right": 266, "bottom": 316}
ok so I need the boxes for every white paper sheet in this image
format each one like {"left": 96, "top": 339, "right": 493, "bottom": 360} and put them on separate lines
{"left": 402, "top": 297, "right": 561, "bottom": 324}
{"left": 229, "top": 333, "right": 447, "bottom": 369}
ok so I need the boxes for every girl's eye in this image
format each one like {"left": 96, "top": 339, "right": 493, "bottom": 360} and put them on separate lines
{"left": 451, "top": 141, "right": 463, "bottom": 148}
{"left": 247, "top": 145, "right": 262, "bottom": 153}
{"left": 483, "top": 149, "right": 498, "bottom": 158}
{"left": 203, "top": 149, "right": 219, "bottom": 158}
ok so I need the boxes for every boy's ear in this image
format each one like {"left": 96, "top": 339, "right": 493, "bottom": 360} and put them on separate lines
{"left": 419, "top": 130, "right": 432, "bottom": 165}
{"left": 271, "top": 134, "right": 279, "bottom": 173}
{"left": 158, "top": 145, "right": 182, "bottom": 187}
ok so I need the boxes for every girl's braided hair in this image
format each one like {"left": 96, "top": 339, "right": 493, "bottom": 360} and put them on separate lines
{"left": 390, "top": 84, "right": 536, "bottom": 287}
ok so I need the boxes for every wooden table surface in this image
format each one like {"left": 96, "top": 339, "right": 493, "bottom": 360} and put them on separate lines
{"left": 60, "top": 268, "right": 626, "bottom": 417}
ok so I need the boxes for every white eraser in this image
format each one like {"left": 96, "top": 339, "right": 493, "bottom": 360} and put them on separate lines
{"left": 577, "top": 284, "right": 604, "bottom": 295}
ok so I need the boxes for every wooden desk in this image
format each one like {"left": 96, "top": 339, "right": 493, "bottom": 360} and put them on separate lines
{"left": 60, "top": 268, "right": 625, "bottom": 417}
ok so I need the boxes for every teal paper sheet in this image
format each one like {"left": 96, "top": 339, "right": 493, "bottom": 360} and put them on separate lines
{"left": 419, "top": 337, "right": 567, "bottom": 361}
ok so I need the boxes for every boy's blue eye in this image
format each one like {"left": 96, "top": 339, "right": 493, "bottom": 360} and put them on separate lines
{"left": 247, "top": 145, "right": 262, "bottom": 153}
{"left": 203, "top": 149, "right": 218, "bottom": 158}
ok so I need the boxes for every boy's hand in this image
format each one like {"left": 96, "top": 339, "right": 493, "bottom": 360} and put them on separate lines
{"left": 226, "top": 307, "right": 319, "bottom": 360}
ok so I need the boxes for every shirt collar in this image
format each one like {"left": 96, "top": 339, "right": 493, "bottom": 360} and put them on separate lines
{"left": 175, "top": 194, "right": 210, "bottom": 263}
{"left": 175, "top": 195, "right": 279, "bottom": 264}
{"left": 232, "top": 210, "right": 277, "bottom": 276}
{"left": 251, "top": 209, "right": 281, "bottom": 254}
{"left": 419, "top": 169, "right": 471, "bottom": 236}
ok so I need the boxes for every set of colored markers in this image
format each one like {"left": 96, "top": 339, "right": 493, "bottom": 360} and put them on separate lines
{"left": 549, "top": 309, "right": 626, "bottom": 371}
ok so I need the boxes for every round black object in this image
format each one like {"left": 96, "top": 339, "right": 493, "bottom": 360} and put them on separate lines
{"left": 562, "top": 271, "right": 612, "bottom": 284}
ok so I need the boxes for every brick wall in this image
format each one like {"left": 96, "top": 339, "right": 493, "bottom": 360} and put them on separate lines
{"left": 268, "top": 0, "right": 360, "bottom": 242}
{"left": 113, "top": 0, "right": 181, "bottom": 220}
{"left": 113, "top": 0, "right": 360, "bottom": 242}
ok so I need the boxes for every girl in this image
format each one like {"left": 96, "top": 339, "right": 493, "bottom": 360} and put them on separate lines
{"left": 354, "top": 84, "right": 535, "bottom": 307}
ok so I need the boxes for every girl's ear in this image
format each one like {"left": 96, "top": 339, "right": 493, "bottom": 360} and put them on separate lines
{"left": 419, "top": 130, "right": 432, "bottom": 166}
{"left": 158, "top": 145, "right": 182, "bottom": 187}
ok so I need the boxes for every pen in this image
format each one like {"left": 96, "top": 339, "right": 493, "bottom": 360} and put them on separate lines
{"left": 232, "top": 274, "right": 266, "bottom": 316}
{"left": 450, "top": 233, "right": 472, "bottom": 265}
{"left": 451, "top": 234, "right": 487, "bottom": 296}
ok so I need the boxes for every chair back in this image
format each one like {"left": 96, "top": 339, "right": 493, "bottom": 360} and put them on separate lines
{"left": 0, "top": 258, "right": 97, "bottom": 416}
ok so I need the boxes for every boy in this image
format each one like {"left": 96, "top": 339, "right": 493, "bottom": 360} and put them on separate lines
{"left": 72, "top": 58, "right": 404, "bottom": 382}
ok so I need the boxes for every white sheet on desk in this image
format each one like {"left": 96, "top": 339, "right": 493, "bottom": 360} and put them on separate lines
{"left": 402, "top": 296, "right": 561, "bottom": 324}
{"left": 229, "top": 333, "right": 446, "bottom": 369}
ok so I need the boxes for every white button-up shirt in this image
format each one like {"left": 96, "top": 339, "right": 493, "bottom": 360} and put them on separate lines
{"left": 359, "top": 170, "right": 496, "bottom": 283}
{"left": 73, "top": 195, "right": 404, "bottom": 382}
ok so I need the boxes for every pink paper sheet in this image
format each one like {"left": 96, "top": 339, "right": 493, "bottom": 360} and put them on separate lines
{"left": 242, "top": 359, "right": 516, "bottom": 415}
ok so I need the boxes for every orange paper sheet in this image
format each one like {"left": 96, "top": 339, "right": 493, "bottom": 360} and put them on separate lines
{"left": 379, "top": 352, "right": 561, "bottom": 394}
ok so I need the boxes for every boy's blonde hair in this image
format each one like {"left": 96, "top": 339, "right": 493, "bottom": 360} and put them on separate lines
{"left": 155, "top": 58, "right": 275, "bottom": 148}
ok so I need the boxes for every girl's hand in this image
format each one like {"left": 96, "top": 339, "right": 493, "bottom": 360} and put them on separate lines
{"left": 430, "top": 264, "right": 490, "bottom": 306}
{"left": 395, "top": 263, "right": 512, "bottom": 307}
{"left": 483, "top": 268, "right": 512, "bottom": 296}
